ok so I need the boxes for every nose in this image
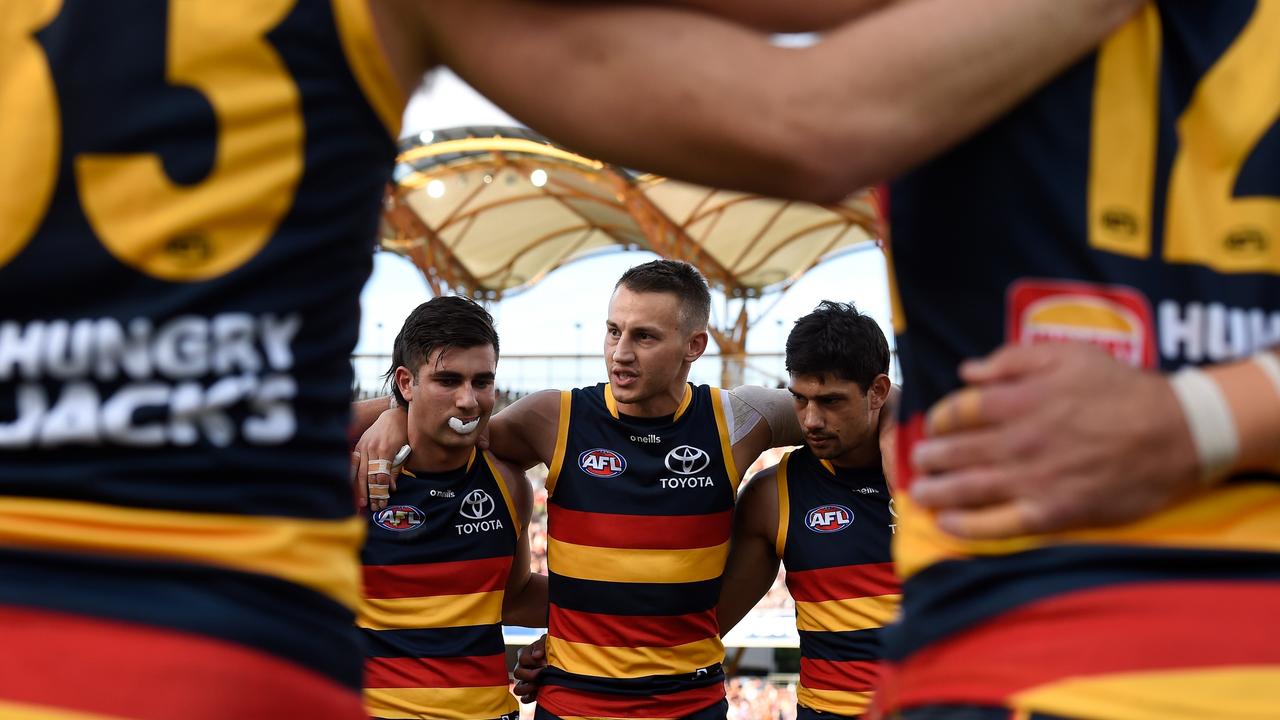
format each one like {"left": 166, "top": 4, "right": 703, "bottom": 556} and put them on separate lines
{"left": 456, "top": 384, "right": 479, "bottom": 412}
{"left": 801, "top": 404, "right": 824, "bottom": 432}
{"left": 613, "top": 334, "right": 635, "bottom": 363}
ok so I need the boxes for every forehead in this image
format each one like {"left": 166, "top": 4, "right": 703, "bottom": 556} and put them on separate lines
{"left": 607, "top": 286, "right": 683, "bottom": 327}
{"left": 420, "top": 344, "right": 497, "bottom": 375}
{"left": 788, "top": 372, "right": 865, "bottom": 399}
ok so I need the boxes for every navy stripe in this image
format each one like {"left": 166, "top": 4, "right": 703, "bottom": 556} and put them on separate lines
{"left": 548, "top": 571, "right": 720, "bottom": 616}
{"left": 540, "top": 663, "right": 724, "bottom": 697}
{"left": 360, "top": 624, "right": 505, "bottom": 659}
{"left": 0, "top": 545, "right": 361, "bottom": 688}
{"left": 797, "top": 706, "right": 860, "bottom": 720}
{"left": 799, "top": 627, "right": 884, "bottom": 663}
{"left": 883, "top": 544, "right": 1280, "bottom": 662}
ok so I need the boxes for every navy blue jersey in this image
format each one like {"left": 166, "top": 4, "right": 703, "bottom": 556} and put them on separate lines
{"left": 360, "top": 449, "right": 521, "bottom": 720}
{"left": 539, "top": 383, "right": 740, "bottom": 719}
{"left": 0, "top": 1, "right": 402, "bottom": 717}
{"left": 777, "top": 447, "right": 898, "bottom": 718}
{"left": 884, "top": 2, "right": 1280, "bottom": 717}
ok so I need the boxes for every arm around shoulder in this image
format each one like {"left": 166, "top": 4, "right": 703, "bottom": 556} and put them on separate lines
{"left": 718, "top": 465, "right": 782, "bottom": 636}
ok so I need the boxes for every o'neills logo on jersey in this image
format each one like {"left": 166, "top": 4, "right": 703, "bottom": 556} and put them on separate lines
{"left": 374, "top": 505, "right": 425, "bottom": 531}
{"left": 1008, "top": 280, "right": 1156, "bottom": 369}
{"left": 806, "top": 504, "right": 854, "bottom": 533}
{"left": 579, "top": 448, "right": 626, "bottom": 478}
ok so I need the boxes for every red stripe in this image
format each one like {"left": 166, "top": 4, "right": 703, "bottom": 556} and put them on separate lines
{"left": 801, "top": 657, "right": 882, "bottom": 692}
{"left": 787, "top": 562, "right": 898, "bottom": 602}
{"left": 896, "top": 415, "right": 925, "bottom": 493}
{"left": 364, "top": 653, "right": 507, "bottom": 689}
{"left": 362, "top": 555, "right": 511, "bottom": 599}
{"left": 881, "top": 581, "right": 1280, "bottom": 711}
{"left": 549, "top": 505, "right": 731, "bottom": 550}
{"left": 549, "top": 604, "right": 718, "bottom": 648}
{"left": 539, "top": 681, "right": 724, "bottom": 718}
{"left": 0, "top": 605, "right": 364, "bottom": 720}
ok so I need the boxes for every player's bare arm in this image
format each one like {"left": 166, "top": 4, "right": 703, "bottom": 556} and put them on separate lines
{"left": 498, "top": 457, "right": 550, "bottom": 628}
{"left": 717, "top": 466, "right": 782, "bottom": 635}
{"left": 911, "top": 344, "right": 1280, "bottom": 539}
{"left": 374, "top": 0, "right": 1143, "bottom": 203}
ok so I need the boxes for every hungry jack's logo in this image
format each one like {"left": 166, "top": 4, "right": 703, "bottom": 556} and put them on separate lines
{"left": 1007, "top": 279, "right": 1156, "bottom": 369}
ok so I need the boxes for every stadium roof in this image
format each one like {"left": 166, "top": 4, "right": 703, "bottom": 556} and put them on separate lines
{"left": 380, "top": 126, "right": 883, "bottom": 301}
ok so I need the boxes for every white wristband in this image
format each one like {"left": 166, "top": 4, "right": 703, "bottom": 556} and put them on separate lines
{"left": 1168, "top": 367, "right": 1240, "bottom": 484}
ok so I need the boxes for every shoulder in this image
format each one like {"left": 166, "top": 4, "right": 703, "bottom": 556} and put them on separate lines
{"left": 736, "top": 462, "right": 782, "bottom": 529}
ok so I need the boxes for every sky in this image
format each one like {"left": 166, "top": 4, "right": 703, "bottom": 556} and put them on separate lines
{"left": 354, "top": 71, "right": 894, "bottom": 395}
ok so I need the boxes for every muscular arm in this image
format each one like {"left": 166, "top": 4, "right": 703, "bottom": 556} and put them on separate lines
{"left": 718, "top": 467, "right": 782, "bottom": 635}
{"left": 500, "top": 459, "right": 550, "bottom": 628}
{"left": 728, "top": 385, "right": 801, "bottom": 476}
{"left": 487, "top": 390, "right": 561, "bottom": 471}
{"left": 379, "top": 0, "right": 1142, "bottom": 203}
{"left": 349, "top": 396, "right": 394, "bottom": 443}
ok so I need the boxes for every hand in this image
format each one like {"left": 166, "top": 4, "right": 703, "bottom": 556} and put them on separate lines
{"left": 352, "top": 407, "right": 409, "bottom": 511}
{"left": 512, "top": 634, "right": 547, "bottom": 704}
{"left": 909, "top": 342, "right": 1198, "bottom": 539}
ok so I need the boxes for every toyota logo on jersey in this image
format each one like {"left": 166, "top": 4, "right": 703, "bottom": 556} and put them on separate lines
{"left": 806, "top": 504, "right": 854, "bottom": 533}
{"left": 579, "top": 448, "right": 627, "bottom": 478}
{"left": 374, "top": 505, "right": 426, "bottom": 532}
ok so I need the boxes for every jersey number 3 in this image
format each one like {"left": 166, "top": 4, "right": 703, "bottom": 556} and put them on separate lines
{"left": 1088, "top": 2, "right": 1280, "bottom": 275}
{"left": 0, "top": 0, "right": 303, "bottom": 281}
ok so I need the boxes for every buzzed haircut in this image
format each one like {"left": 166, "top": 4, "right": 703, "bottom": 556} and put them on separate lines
{"left": 615, "top": 259, "right": 711, "bottom": 332}
{"left": 384, "top": 295, "right": 499, "bottom": 405}
{"left": 785, "top": 301, "right": 890, "bottom": 391}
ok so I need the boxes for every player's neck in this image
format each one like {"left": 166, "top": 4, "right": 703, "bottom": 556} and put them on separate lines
{"left": 828, "top": 437, "right": 880, "bottom": 472}
{"left": 406, "top": 442, "right": 473, "bottom": 474}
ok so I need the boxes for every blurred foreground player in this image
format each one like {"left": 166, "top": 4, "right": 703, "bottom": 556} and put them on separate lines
{"left": 882, "top": 2, "right": 1280, "bottom": 718}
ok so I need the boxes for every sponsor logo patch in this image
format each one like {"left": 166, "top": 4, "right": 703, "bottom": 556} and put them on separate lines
{"left": 664, "top": 445, "right": 711, "bottom": 475}
{"left": 374, "top": 505, "right": 425, "bottom": 532}
{"left": 579, "top": 448, "right": 626, "bottom": 478}
{"left": 1008, "top": 279, "right": 1156, "bottom": 368}
{"left": 459, "top": 489, "right": 495, "bottom": 520}
{"left": 806, "top": 504, "right": 854, "bottom": 533}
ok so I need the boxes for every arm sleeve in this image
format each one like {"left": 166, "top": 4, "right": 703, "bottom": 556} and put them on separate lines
{"left": 727, "top": 385, "right": 803, "bottom": 447}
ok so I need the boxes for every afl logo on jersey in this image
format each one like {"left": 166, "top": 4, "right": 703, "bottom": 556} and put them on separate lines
{"left": 806, "top": 504, "right": 854, "bottom": 533}
{"left": 374, "top": 505, "right": 426, "bottom": 532}
{"left": 579, "top": 448, "right": 627, "bottom": 478}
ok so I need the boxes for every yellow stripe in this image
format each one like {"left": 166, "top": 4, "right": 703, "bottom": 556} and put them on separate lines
{"left": 331, "top": 0, "right": 404, "bottom": 137}
{"left": 364, "top": 686, "right": 516, "bottom": 720}
{"left": 486, "top": 450, "right": 522, "bottom": 537}
{"left": 547, "top": 635, "right": 724, "bottom": 679}
{"left": 797, "top": 685, "right": 872, "bottom": 716}
{"left": 604, "top": 383, "right": 620, "bottom": 418}
{"left": 884, "top": 241, "right": 907, "bottom": 334}
{"left": 0, "top": 497, "right": 362, "bottom": 608}
{"left": 894, "top": 483, "right": 1280, "bottom": 581}
{"left": 1088, "top": 3, "right": 1161, "bottom": 259}
{"left": 547, "top": 537, "right": 728, "bottom": 584}
{"left": 1010, "top": 666, "right": 1280, "bottom": 720}
{"left": 546, "top": 390, "right": 572, "bottom": 495}
{"left": 795, "top": 594, "right": 900, "bottom": 633}
{"left": 775, "top": 453, "right": 791, "bottom": 559}
{"left": 710, "top": 386, "right": 741, "bottom": 493}
{"left": 0, "top": 701, "right": 127, "bottom": 720}
{"left": 358, "top": 589, "right": 502, "bottom": 630}
{"left": 673, "top": 383, "right": 694, "bottom": 422}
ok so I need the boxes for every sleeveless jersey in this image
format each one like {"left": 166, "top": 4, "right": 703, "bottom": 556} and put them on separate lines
{"left": 0, "top": 1, "right": 403, "bottom": 718}
{"left": 538, "top": 383, "right": 740, "bottom": 719}
{"left": 359, "top": 449, "right": 522, "bottom": 720}
{"left": 777, "top": 447, "right": 898, "bottom": 719}
{"left": 883, "top": 2, "right": 1280, "bottom": 718}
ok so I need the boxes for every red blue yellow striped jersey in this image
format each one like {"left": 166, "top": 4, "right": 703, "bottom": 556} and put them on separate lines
{"left": 539, "top": 383, "right": 740, "bottom": 719}
{"left": 883, "top": 2, "right": 1280, "bottom": 718}
{"left": 360, "top": 449, "right": 522, "bottom": 720}
{"left": 0, "top": 1, "right": 402, "bottom": 717}
{"left": 777, "top": 447, "right": 898, "bottom": 719}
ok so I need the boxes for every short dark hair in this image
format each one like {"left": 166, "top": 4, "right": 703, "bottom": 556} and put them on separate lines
{"left": 384, "top": 296, "right": 499, "bottom": 405}
{"left": 615, "top": 259, "right": 711, "bottom": 332}
{"left": 785, "top": 301, "right": 889, "bottom": 391}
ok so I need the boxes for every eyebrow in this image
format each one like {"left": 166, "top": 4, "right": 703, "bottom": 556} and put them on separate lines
{"left": 430, "top": 371, "right": 495, "bottom": 381}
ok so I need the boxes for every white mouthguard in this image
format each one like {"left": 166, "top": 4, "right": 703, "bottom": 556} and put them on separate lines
{"left": 448, "top": 416, "right": 480, "bottom": 434}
